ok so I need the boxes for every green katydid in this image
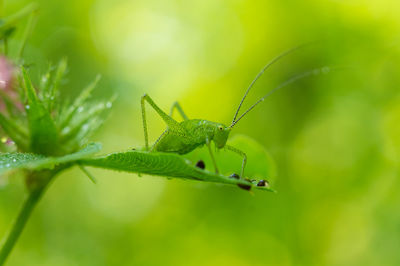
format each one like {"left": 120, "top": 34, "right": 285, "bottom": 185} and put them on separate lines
{"left": 140, "top": 45, "right": 330, "bottom": 180}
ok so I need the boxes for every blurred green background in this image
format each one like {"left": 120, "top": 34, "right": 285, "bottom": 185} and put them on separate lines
{"left": 1, "top": 0, "right": 400, "bottom": 265}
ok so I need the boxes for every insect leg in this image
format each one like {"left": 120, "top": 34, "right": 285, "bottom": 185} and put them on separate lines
{"left": 141, "top": 95, "right": 150, "bottom": 150}
{"left": 141, "top": 94, "right": 180, "bottom": 151}
{"left": 225, "top": 145, "right": 247, "bottom": 178}
{"left": 206, "top": 139, "right": 219, "bottom": 174}
{"left": 170, "top": 102, "right": 189, "bottom": 120}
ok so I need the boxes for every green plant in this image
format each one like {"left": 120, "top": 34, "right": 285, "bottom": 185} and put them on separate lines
{"left": 0, "top": 60, "right": 112, "bottom": 265}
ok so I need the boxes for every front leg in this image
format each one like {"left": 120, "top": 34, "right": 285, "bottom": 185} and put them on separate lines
{"left": 206, "top": 139, "right": 219, "bottom": 174}
{"left": 225, "top": 145, "right": 247, "bottom": 178}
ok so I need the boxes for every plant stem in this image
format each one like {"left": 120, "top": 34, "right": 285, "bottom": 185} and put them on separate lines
{"left": 0, "top": 186, "right": 46, "bottom": 265}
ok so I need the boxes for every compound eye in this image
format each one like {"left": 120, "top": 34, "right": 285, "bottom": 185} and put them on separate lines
{"left": 218, "top": 126, "right": 223, "bottom": 131}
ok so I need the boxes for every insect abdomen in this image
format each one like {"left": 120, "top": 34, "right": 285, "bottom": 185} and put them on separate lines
{"left": 154, "top": 130, "right": 203, "bottom": 154}
{"left": 153, "top": 119, "right": 215, "bottom": 154}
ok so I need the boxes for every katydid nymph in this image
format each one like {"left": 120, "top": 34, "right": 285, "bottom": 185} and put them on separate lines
{"left": 140, "top": 45, "right": 329, "bottom": 181}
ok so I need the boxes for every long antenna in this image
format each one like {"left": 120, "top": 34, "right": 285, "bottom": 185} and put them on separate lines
{"left": 230, "top": 66, "right": 338, "bottom": 128}
{"left": 231, "top": 42, "right": 314, "bottom": 125}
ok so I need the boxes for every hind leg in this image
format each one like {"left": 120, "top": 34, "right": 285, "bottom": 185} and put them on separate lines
{"left": 141, "top": 94, "right": 180, "bottom": 151}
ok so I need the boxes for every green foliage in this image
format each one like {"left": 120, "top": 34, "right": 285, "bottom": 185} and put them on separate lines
{"left": 0, "top": 143, "right": 101, "bottom": 175}
{"left": 0, "top": 62, "right": 112, "bottom": 155}
{"left": 81, "top": 148, "right": 274, "bottom": 191}
{"left": 0, "top": 3, "right": 38, "bottom": 41}
{"left": 0, "top": 12, "right": 113, "bottom": 260}
{"left": 22, "top": 67, "right": 59, "bottom": 155}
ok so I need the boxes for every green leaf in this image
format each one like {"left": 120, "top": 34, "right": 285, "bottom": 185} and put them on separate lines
{"left": 60, "top": 101, "right": 111, "bottom": 142}
{"left": 58, "top": 75, "right": 101, "bottom": 129}
{"left": 80, "top": 149, "right": 274, "bottom": 191}
{"left": 0, "top": 113, "right": 28, "bottom": 151}
{"left": 0, "top": 143, "right": 102, "bottom": 175}
{"left": 0, "top": 89, "right": 21, "bottom": 118}
{"left": 43, "top": 58, "right": 68, "bottom": 111}
{"left": 22, "top": 67, "right": 59, "bottom": 155}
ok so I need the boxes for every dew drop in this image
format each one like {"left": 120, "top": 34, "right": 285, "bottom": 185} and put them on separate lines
{"left": 229, "top": 173, "right": 240, "bottom": 179}
{"left": 12, "top": 159, "right": 17, "bottom": 162}
{"left": 77, "top": 106, "right": 84, "bottom": 113}
{"left": 106, "top": 102, "right": 112, "bottom": 109}
{"left": 5, "top": 163, "right": 10, "bottom": 167}
{"left": 25, "top": 105, "right": 30, "bottom": 110}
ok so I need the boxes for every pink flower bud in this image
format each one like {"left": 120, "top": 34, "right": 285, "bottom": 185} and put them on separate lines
{"left": 0, "top": 55, "right": 23, "bottom": 111}
{"left": 0, "top": 55, "right": 15, "bottom": 91}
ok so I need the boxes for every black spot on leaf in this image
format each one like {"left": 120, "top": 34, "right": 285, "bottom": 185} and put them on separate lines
{"left": 195, "top": 160, "right": 205, "bottom": 169}
{"left": 237, "top": 178, "right": 252, "bottom": 191}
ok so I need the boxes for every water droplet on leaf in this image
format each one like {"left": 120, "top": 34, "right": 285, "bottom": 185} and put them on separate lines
{"left": 229, "top": 173, "right": 240, "bottom": 179}
{"left": 257, "top": 179, "right": 269, "bottom": 187}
